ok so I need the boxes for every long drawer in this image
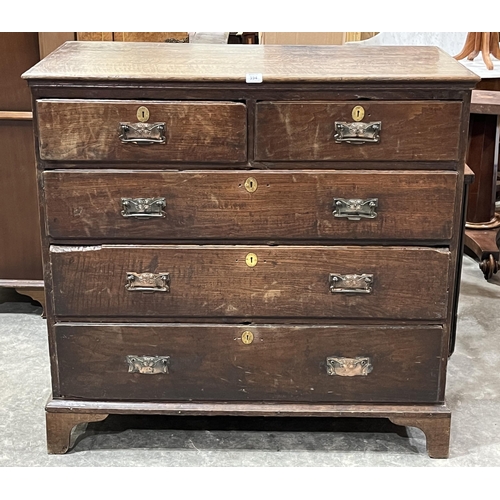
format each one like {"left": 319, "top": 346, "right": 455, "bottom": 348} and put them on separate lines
{"left": 36, "top": 100, "right": 247, "bottom": 162}
{"left": 50, "top": 245, "right": 450, "bottom": 319}
{"left": 55, "top": 324, "right": 446, "bottom": 403}
{"left": 255, "top": 101, "right": 462, "bottom": 161}
{"left": 43, "top": 170, "right": 458, "bottom": 242}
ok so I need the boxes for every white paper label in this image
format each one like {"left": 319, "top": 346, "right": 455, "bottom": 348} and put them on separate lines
{"left": 246, "top": 73, "right": 263, "bottom": 83}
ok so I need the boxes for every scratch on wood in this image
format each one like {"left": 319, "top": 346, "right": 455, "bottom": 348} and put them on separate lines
{"left": 51, "top": 245, "right": 102, "bottom": 252}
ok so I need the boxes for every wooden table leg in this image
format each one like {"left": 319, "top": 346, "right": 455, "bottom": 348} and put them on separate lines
{"left": 464, "top": 91, "right": 500, "bottom": 279}
{"left": 455, "top": 32, "right": 500, "bottom": 70}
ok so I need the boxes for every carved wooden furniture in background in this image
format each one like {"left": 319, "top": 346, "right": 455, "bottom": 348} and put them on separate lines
{"left": 23, "top": 42, "right": 478, "bottom": 458}
{"left": 464, "top": 90, "right": 500, "bottom": 279}
{"left": 454, "top": 32, "right": 500, "bottom": 70}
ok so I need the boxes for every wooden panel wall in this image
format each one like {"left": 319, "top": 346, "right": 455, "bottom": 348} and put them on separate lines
{"left": 38, "top": 33, "right": 76, "bottom": 58}
{"left": 77, "top": 33, "right": 189, "bottom": 42}
{"left": 0, "top": 33, "right": 43, "bottom": 281}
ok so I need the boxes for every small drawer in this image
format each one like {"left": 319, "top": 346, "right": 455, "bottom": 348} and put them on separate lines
{"left": 44, "top": 170, "right": 458, "bottom": 242}
{"left": 49, "top": 245, "right": 450, "bottom": 320}
{"left": 255, "top": 101, "right": 462, "bottom": 162}
{"left": 36, "top": 99, "right": 247, "bottom": 163}
{"left": 55, "top": 323, "right": 446, "bottom": 403}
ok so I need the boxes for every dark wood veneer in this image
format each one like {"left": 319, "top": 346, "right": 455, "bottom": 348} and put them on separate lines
{"left": 43, "top": 170, "right": 458, "bottom": 242}
{"left": 37, "top": 100, "right": 247, "bottom": 163}
{"left": 55, "top": 324, "right": 445, "bottom": 403}
{"left": 50, "top": 245, "right": 450, "bottom": 320}
{"left": 23, "top": 43, "right": 478, "bottom": 457}
{"left": 255, "top": 101, "right": 462, "bottom": 162}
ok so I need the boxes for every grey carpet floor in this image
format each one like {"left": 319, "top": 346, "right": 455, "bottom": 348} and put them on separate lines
{"left": 1, "top": 254, "right": 499, "bottom": 466}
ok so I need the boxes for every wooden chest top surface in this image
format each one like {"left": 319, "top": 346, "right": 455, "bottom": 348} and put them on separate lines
{"left": 22, "top": 42, "right": 479, "bottom": 84}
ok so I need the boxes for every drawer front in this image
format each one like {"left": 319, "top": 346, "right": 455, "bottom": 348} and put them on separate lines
{"left": 255, "top": 101, "right": 462, "bottom": 162}
{"left": 44, "top": 170, "right": 457, "bottom": 242}
{"left": 55, "top": 324, "right": 445, "bottom": 403}
{"left": 50, "top": 245, "right": 450, "bottom": 320}
{"left": 36, "top": 100, "right": 247, "bottom": 162}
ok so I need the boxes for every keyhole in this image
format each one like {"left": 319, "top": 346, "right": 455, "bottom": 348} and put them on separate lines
{"left": 352, "top": 105, "right": 364, "bottom": 122}
{"left": 244, "top": 177, "right": 258, "bottom": 193}
{"left": 245, "top": 253, "right": 258, "bottom": 267}
{"left": 241, "top": 331, "right": 254, "bottom": 344}
{"left": 137, "top": 106, "right": 150, "bottom": 122}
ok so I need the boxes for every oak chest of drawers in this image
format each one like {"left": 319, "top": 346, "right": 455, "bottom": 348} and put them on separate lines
{"left": 23, "top": 42, "right": 479, "bottom": 458}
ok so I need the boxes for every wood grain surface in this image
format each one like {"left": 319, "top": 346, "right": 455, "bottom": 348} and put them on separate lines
{"left": 0, "top": 111, "right": 32, "bottom": 120}
{"left": 255, "top": 101, "right": 462, "bottom": 162}
{"left": 0, "top": 33, "right": 40, "bottom": 111}
{"left": 36, "top": 100, "right": 247, "bottom": 162}
{"left": 55, "top": 323, "right": 445, "bottom": 403}
{"left": 0, "top": 121, "right": 43, "bottom": 280}
{"left": 43, "top": 170, "right": 458, "bottom": 242}
{"left": 24, "top": 40, "right": 472, "bottom": 458}
{"left": 470, "top": 89, "right": 500, "bottom": 115}
{"left": 22, "top": 43, "right": 479, "bottom": 84}
{"left": 49, "top": 245, "right": 450, "bottom": 320}
{"left": 466, "top": 113, "right": 498, "bottom": 223}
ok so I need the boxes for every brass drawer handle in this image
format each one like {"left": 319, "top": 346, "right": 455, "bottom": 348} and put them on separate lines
{"left": 333, "top": 121, "right": 381, "bottom": 144}
{"left": 125, "top": 272, "right": 170, "bottom": 292}
{"left": 326, "top": 356, "right": 372, "bottom": 376}
{"left": 329, "top": 273, "right": 373, "bottom": 293}
{"left": 121, "top": 197, "right": 166, "bottom": 218}
{"left": 126, "top": 355, "right": 170, "bottom": 374}
{"left": 333, "top": 198, "right": 378, "bottom": 220}
{"left": 119, "top": 122, "right": 166, "bottom": 144}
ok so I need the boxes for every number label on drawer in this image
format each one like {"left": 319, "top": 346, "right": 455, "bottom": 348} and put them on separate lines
{"left": 246, "top": 73, "right": 263, "bottom": 83}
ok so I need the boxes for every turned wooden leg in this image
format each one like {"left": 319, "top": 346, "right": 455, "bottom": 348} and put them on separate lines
{"left": 490, "top": 32, "right": 500, "bottom": 59}
{"left": 389, "top": 414, "right": 451, "bottom": 459}
{"left": 467, "top": 32, "right": 482, "bottom": 61}
{"left": 454, "top": 32, "right": 476, "bottom": 60}
{"left": 46, "top": 411, "right": 108, "bottom": 454}
{"left": 481, "top": 32, "right": 494, "bottom": 70}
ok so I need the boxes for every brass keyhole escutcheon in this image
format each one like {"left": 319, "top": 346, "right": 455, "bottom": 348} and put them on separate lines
{"left": 244, "top": 177, "right": 258, "bottom": 193}
{"left": 137, "top": 106, "right": 150, "bottom": 122}
{"left": 245, "top": 253, "right": 258, "bottom": 267}
{"left": 241, "top": 331, "right": 254, "bottom": 345}
{"left": 352, "top": 105, "right": 365, "bottom": 122}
